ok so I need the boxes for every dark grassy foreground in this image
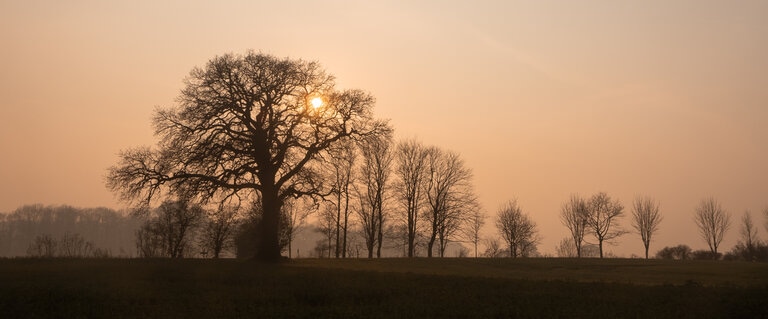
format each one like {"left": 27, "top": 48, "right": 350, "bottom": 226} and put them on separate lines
{"left": 0, "top": 258, "right": 766, "bottom": 318}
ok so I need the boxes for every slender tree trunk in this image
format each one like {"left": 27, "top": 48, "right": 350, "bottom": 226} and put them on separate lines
{"left": 342, "top": 184, "right": 350, "bottom": 258}
{"left": 342, "top": 212, "right": 348, "bottom": 258}
{"left": 407, "top": 209, "right": 416, "bottom": 257}
{"left": 376, "top": 205, "right": 383, "bottom": 258}
{"left": 598, "top": 239, "right": 604, "bottom": 258}
{"left": 644, "top": 245, "right": 649, "bottom": 259}
{"left": 335, "top": 192, "right": 341, "bottom": 258}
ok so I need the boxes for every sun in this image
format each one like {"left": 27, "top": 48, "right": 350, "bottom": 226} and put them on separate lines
{"left": 310, "top": 97, "right": 323, "bottom": 109}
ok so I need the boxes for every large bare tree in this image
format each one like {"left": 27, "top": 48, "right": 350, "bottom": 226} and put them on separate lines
{"left": 394, "top": 139, "right": 429, "bottom": 257}
{"left": 107, "top": 52, "right": 388, "bottom": 261}
{"left": 496, "top": 199, "right": 539, "bottom": 258}
{"left": 694, "top": 197, "right": 731, "bottom": 257}
{"left": 586, "top": 192, "right": 626, "bottom": 258}
{"left": 423, "top": 147, "right": 477, "bottom": 257}
{"left": 631, "top": 196, "right": 663, "bottom": 259}
{"left": 356, "top": 132, "right": 394, "bottom": 258}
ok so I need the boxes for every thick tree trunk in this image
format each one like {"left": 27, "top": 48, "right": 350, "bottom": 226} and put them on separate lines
{"left": 257, "top": 185, "right": 282, "bottom": 261}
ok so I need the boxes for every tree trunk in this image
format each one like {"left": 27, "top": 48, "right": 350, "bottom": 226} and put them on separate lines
{"left": 407, "top": 222, "right": 415, "bottom": 257}
{"left": 644, "top": 245, "right": 649, "bottom": 259}
{"left": 257, "top": 185, "right": 282, "bottom": 261}
{"left": 335, "top": 195, "right": 341, "bottom": 258}
{"left": 376, "top": 206, "right": 383, "bottom": 258}
{"left": 427, "top": 235, "right": 435, "bottom": 258}
{"left": 598, "top": 239, "right": 604, "bottom": 258}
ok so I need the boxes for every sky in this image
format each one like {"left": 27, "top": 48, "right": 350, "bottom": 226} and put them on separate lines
{"left": 1, "top": 0, "right": 767, "bottom": 257}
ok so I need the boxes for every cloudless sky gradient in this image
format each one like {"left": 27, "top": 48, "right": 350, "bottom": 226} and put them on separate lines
{"left": 1, "top": 0, "right": 766, "bottom": 256}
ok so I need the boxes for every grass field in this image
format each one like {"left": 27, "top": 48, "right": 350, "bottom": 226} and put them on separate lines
{"left": 0, "top": 258, "right": 766, "bottom": 318}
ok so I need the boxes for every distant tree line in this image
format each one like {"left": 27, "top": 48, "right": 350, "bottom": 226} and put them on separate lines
{"left": 0, "top": 205, "right": 139, "bottom": 257}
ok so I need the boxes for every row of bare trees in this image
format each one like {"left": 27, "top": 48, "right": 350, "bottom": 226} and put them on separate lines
{"left": 557, "top": 193, "right": 767, "bottom": 260}
{"left": 312, "top": 137, "right": 482, "bottom": 259}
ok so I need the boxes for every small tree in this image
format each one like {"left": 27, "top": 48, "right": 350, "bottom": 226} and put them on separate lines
{"left": 136, "top": 221, "right": 165, "bottom": 258}
{"left": 57, "top": 232, "right": 94, "bottom": 258}
{"left": 496, "top": 199, "right": 539, "bottom": 258}
{"left": 461, "top": 210, "right": 487, "bottom": 258}
{"left": 199, "top": 206, "right": 240, "bottom": 258}
{"left": 26, "top": 234, "right": 57, "bottom": 258}
{"left": 763, "top": 206, "right": 768, "bottom": 233}
{"left": 586, "top": 192, "right": 626, "bottom": 258}
{"left": 556, "top": 237, "right": 577, "bottom": 258}
{"left": 394, "top": 139, "right": 429, "bottom": 258}
{"left": 560, "top": 195, "right": 589, "bottom": 257}
{"left": 738, "top": 210, "right": 760, "bottom": 260}
{"left": 631, "top": 196, "right": 663, "bottom": 259}
{"left": 482, "top": 238, "right": 505, "bottom": 258}
{"left": 693, "top": 197, "right": 731, "bottom": 257}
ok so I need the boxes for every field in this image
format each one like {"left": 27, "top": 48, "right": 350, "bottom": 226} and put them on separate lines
{"left": 0, "top": 258, "right": 766, "bottom": 318}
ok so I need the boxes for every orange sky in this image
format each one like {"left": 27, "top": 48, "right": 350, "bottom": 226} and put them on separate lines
{"left": 1, "top": 0, "right": 766, "bottom": 256}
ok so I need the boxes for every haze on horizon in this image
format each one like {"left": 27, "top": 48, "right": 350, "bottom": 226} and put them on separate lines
{"left": 1, "top": 0, "right": 766, "bottom": 257}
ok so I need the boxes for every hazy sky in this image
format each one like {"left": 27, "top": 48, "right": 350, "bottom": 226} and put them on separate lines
{"left": 2, "top": 0, "right": 766, "bottom": 256}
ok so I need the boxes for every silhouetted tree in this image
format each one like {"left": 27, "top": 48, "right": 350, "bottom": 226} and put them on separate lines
{"left": 199, "top": 206, "right": 240, "bottom": 258}
{"left": 136, "top": 221, "right": 165, "bottom": 258}
{"left": 556, "top": 237, "right": 577, "bottom": 258}
{"left": 560, "top": 195, "right": 589, "bottom": 257}
{"left": 461, "top": 210, "right": 487, "bottom": 258}
{"left": 394, "top": 139, "right": 429, "bottom": 257}
{"left": 423, "top": 147, "right": 477, "bottom": 257}
{"left": 496, "top": 199, "right": 539, "bottom": 258}
{"left": 737, "top": 210, "right": 760, "bottom": 260}
{"left": 631, "top": 196, "right": 663, "bottom": 259}
{"left": 763, "top": 207, "right": 768, "bottom": 233}
{"left": 586, "top": 192, "right": 626, "bottom": 258}
{"left": 482, "top": 238, "right": 505, "bottom": 258}
{"left": 107, "top": 51, "right": 389, "bottom": 261}
{"left": 325, "top": 139, "right": 356, "bottom": 258}
{"left": 57, "top": 232, "right": 94, "bottom": 258}
{"left": 317, "top": 203, "right": 337, "bottom": 258}
{"left": 282, "top": 198, "right": 310, "bottom": 258}
{"left": 148, "top": 199, "right": 203, "bottom": 258}
{"left": 356, "top": 132, "right": 394, "bottom": 258}
{"left": 27, "top": 234, "right": 57, "bottom": 258}
{"left": 694, "top": 197, "right": 731, "bottom": 257}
